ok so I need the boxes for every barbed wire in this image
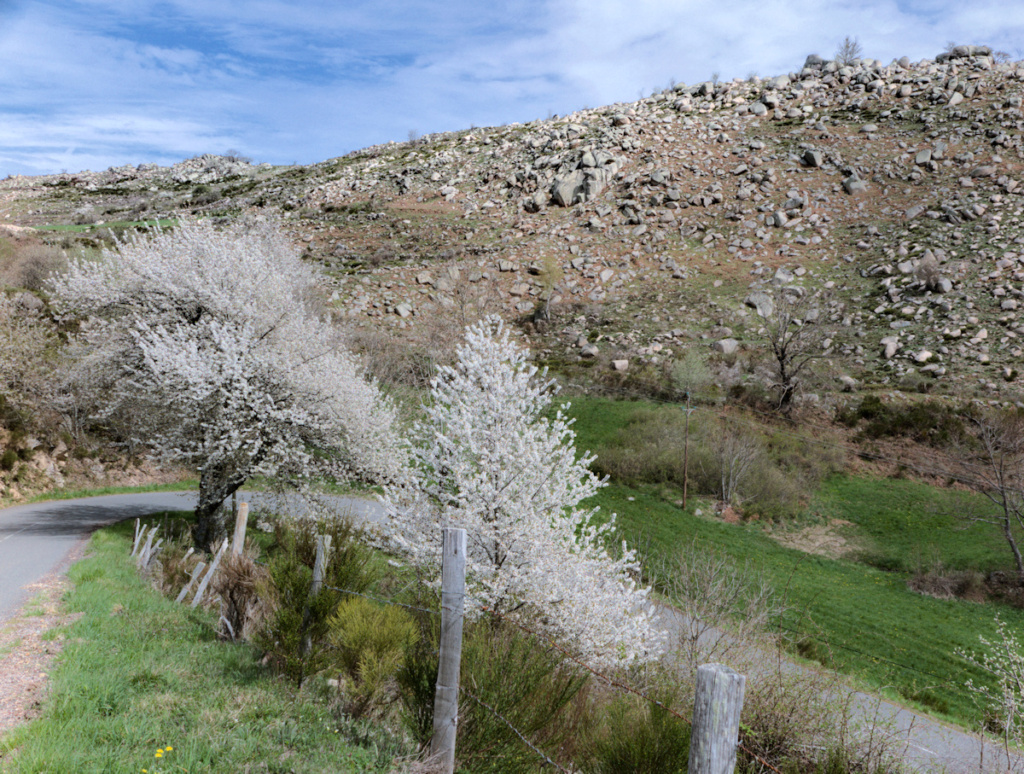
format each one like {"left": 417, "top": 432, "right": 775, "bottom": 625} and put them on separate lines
{"left": 480, "top": 604, "right": 786, "bottom": 774}
{"left": 458, "top": 686, "right": 571, "bottom": 773}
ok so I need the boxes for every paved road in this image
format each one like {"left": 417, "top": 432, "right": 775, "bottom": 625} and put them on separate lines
{"left": 0, "top": 492, "right": 199, "bottom": 624}
{"left": 0, "top": 491, "right": 1019, "bottom": 772}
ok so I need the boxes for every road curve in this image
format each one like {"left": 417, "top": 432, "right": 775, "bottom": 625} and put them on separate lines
{"left": 0, "top": 492, "right": 199, "bottom": 624}
{"left": 0, "top": 491, "right": 1018, "bottom": 772}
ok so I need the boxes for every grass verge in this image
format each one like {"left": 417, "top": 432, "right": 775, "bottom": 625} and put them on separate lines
{"left": 0, "top": 519, "right": 404, "bottom": 773}
{"left": 26, "top": 479, "right": 199, "bottom": 503}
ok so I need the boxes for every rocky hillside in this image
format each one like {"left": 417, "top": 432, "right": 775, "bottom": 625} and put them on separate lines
{"left": 4, "top": 44, "right": 1024, "bottom": 405}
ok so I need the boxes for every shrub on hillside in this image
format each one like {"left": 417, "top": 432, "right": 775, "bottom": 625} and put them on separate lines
{"left": 327, "top": 597, "right": 419, "bottom": 718}
{"left": 591, "top": 406, "right": 842, "bottom": 520}
{"left": 398, "top": 616, "right": 587, "bottom": 773}
{"left": 838, "top": 396, "right": 967, "bottom": 446}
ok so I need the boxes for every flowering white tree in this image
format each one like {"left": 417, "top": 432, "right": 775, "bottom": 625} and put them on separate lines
{"left": 959, "top": 615, "right": 1024, "bottom": 767}
{"left": 50, "top": 217, "right": 403, "bottom": 550}
{"left": 383, "top": 317, "right": 665, "bottom": 668}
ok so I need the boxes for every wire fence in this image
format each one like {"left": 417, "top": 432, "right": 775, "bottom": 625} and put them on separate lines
{"left": 317, "top": 565, "right": 790, "bottom": 774}
{"left": 134, "top": 506, "right": 927, "bottom": 774}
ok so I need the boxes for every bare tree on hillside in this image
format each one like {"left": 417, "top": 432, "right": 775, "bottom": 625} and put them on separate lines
{"left": 757, "top": 284, "right": 837, "bottom": 414}
{"left": 835, "top": 36, "right": 863, "bottom": 66}
{"left": 956, "top": 410, "right": 1024, "bottom": 579}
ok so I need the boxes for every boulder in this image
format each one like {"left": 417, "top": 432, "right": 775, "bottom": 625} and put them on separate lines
{"left": 550, "top": 150, "right": 623, "bottom": 207}
{"left": 713, "top": 338, "right": 739, "bottom": 355}
{"left": 881, "top": 337, "right": 900, "bottom": 359}
{"left": 744, "top": 290, "right": 774, "bottom": 317}
{"left": 843, "top": 175, "right": 868, "bottom": 195}
{"left": 803, "top": 149, "right": 824, "bottom": 167}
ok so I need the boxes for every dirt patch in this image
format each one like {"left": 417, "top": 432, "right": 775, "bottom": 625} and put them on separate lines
{"left": 770, "top": 519, "right": 858, "bottom": 560}
{"left": 0, "top": 542, "right": 85, "bottom": 736}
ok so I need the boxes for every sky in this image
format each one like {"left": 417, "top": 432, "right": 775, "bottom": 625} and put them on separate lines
{"left": 2, "top": 0, "right": 1024, "bottom": 177}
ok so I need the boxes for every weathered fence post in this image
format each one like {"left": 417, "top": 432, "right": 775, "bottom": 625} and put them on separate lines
{"left": 300, "top": 534, "right": 332, "bottom": 657}
{"left": 131, "top": 518, "right": 142, "bottom": 556}
{"left": 430, "top": 527, "right": 467, "bottom": 774}
{"left": 231, "top": 502, "right": 249, "bottom": 557}
{"left": 175, "top": 561, "right": 206, "bottom": 604}
{"left": 689, "top": 663, "right": 746, "bottom": 774}
{"left": 136, "top": 526, "right": 158, "bottom": 568}
{"left": 191, "top": 538, "right": 228, "bottom": 609}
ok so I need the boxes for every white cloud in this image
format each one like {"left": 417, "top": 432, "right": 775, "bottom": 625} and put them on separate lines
{"left": 2, "top": 0, "right": 1023, "bottom": 176}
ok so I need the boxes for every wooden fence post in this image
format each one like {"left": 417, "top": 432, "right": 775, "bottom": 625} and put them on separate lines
{"left": 689, "top": 663, "right": 746, "bottom": 774}
{"left": 176, "top": 561, "right": 206, "bottom": 604}
{"left": 231, "top": 502, "right": 249, "bottom": 557}
{"left": 131, "top": 518, "right": 142, "bottom": 556}
{"left": 136, "top": 526, "right": 157, "bottom": 568}
{"left": 191, "top": 538, "right": 228, "bottom": 609}
{"left": 430, "top": 527, "right": 467, "bottom": 774}
{"left": 300, "top": 534, "right": 332, "bottom": 657}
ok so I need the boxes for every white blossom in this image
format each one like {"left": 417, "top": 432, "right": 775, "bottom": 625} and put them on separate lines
{"left": 959, "top": 615, "right": 1024, "bottom": 760}
{"left": 50, "top": 217, "right": 404, "bottom": 547}
{"left": 382, "top": 316, "right": 666, "bottom": 669}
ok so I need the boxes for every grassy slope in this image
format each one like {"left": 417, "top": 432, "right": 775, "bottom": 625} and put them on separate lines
{"left": 566, "top": 395, "right": 1024, "bottom": 725}
{"left": 0, "top": 519, "right": 398, "bottom": 774}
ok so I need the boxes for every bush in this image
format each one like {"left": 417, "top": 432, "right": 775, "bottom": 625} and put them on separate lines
{"left": 255, "top": 515, "right": 381, "bottom": 686}
{"left": 0, "top": 447, "right": 18, "bottom": 471}
{"left": 589, "top": 406, "right": 843, "bottom": 520}
{"left": 0, "top": 240, "right": 66, "bottom": 291}
{"left": 582, "top": 692, "right": 690, "bottom": 774}
{"left": 327, "top": 596, "right": 419, "bottom": 717}
{"left": 398, "top": 616, "right": 587, "bottom": 773}
{"left": 840, "top": 396, "right": 967, "bottom": 447}
{"left": 212, "top": 547, "right": 273, "bottom": 641}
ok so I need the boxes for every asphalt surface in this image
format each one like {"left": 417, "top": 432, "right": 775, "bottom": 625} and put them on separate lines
{"left": 0, "top": 492, "right": 198, "bottom": 624}
{"left": 0, "top": 491, "right": 1019, "bottom": 772}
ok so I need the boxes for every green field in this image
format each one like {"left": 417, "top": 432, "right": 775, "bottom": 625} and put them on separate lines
{"left": 35, "top": 218, "right": 178, "bottom": 233}
{"left": 565, "top": 395, "right": 1024, "bottom": 726}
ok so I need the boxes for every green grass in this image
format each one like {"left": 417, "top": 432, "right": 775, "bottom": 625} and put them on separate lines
{"left": 562, "top": 395, "right": 1024, "bottom": 727}
{"left": 595, "top": 481, "right": 1020, "bottom": 725}
{"left": 0, "top": 522, "right": 407, "bottom": 773}
{"left": 809, "top": 475, "right": 1014, "bottom": 574}
{"left": 27, "top": 479, "right": 198, "bottom": 503}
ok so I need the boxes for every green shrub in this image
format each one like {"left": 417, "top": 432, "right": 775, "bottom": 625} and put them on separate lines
{"left": 0, "top": 394, "right": 26, "bottom": 434}
{"left": 455, "top": 620, "right": 587, "bottom": 774}
{"left": 396, "top": 631, "right": 439, "bottom": 747}
{"left": 582, "top": 693, "right": 690, "bottom": 774}
{"left": 398, "top": 617, "right": 587, "bottom": 774}
{"left": 840, "top": 396, "right": 967, "bottom": 446}
{"left": 0, "top": 448, "right": 18, "bottom": 471}
{"left": 327, "top": 596, "right": 419, "bottom": 717}
{"left": 255, "top": 515, "right": 381, "bottom": 687}
{"left": 589, "top": 406, "right": 840, "bottom": 520}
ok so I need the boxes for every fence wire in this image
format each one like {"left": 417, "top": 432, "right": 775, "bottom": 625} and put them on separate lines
{"left": 458, "top": 686, "right": 571, "bottom": 773}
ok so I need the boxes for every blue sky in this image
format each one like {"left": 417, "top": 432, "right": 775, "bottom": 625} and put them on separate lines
{"left": 1, "top": 0, "right": 1023, "bottom": 176}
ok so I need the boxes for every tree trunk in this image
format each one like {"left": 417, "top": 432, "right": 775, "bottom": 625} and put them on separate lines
{"left": 1002, "top": 512, "right": 1024, "bottom": 579}
{"left": 193, "top": 466, "right": 246, "bottom": 552}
